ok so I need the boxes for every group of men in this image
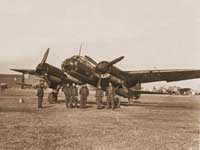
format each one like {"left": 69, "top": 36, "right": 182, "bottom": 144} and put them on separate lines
{"left": 62, "top": 82, "right": 119, "bottom": 109}
{"left": 36, "top": 81, "right": 119, "bottom": 110}
{"left": 95, "top": 82, "right": 119, "bottom": 109}
{"left": 62, "top": 83, "right": 89, "bottom": 108}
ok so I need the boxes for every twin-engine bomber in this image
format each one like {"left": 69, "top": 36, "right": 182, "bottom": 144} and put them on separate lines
{"left": 12, "top": 48, "right": 200, "bottom": 102}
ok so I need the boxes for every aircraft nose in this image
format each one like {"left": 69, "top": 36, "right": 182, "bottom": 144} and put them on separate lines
{"left": 62, "top": 59, "right": 75, "bottom": 72}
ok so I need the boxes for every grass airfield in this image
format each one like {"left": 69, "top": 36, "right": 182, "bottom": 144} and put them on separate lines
{"left": 0, "top": 89, "right": 199, "bottom": 150}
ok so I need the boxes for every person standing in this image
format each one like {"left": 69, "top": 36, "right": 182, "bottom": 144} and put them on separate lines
{"left": 71, "top": 83, "right": 78, "bottom": 108}
{"left": 95, "top": 86, "right": 104, "bottom": 109}
{"left": 62, "top": 83, "right": 72, "bottom": 108}
{"left": 79, "top": 85, "right": 89, "bottom": 108}
{"left": 36, "top": 82, "right": 44, "bottom": 108}
{"left": 106, "top": 82, "right": 116, "bottom": 110}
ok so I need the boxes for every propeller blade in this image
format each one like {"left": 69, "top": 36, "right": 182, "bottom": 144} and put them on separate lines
{"left": 97, "top": 74, "right": 102, "bottom": 88}
{"left": 108, "top": 56, "right": 124, "bottom": 67}
{"left": 85, "top": 55, "right": 98, "bottom": 65}
{"left": 41, "top": 48, "right": 50, "bottom": 65}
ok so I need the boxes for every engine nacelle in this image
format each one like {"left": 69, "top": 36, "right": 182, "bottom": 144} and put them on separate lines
{"left": 108, "top": 74, "right": 124, "bottom": 85}
{"left": 130, "top": 83, "right": 141, "bottom": 99}
{"left": 48, "top": 75, "right": 62, "bottom": 84}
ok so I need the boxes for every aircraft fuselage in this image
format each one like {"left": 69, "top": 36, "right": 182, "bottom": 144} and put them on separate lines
{"left": 62, "top": 56, "right": 138, "bottom": 98}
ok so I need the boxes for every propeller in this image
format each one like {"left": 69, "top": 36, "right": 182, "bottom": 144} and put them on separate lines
{"left": 40, "top": 48, "right": 50, "bottom": 66}
{"left": 85, "top": 55, "right": 125, "bottom": 90}
{"left": 108, "top": 56, "right": 124, "bottom": 67}
{"left": 11, "top": 48, "right": 51, "bottom": 89}
{"left": 97, "top": 74, "right": 102, "bottom": 88}
{"left": 96, "top": 56, "right": 124, "bottom": 74}
{"left": 85, "top": 55, "right": 124, "bottom": 74}
{"left": 36, "top": 48, "right": 50, "bottom": 74}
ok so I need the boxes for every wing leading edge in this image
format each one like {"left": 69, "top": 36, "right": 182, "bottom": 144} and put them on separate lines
{"left": 127, "top": 69, "right": 200, "bottom": 83}
{"left": 10, "top": 69, "right": 38, "bottom": 75}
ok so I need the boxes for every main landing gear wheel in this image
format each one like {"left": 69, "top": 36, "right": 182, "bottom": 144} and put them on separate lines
{"left": 48, "top": 92, "right": 58, "bottom": 104}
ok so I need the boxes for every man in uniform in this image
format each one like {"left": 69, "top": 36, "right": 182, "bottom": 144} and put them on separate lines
{"left": 106, "top": 82, "right": 116, "bottom": 110}
{"left": 71, "top": 83, "right": 78, "bottom": 108}
{"left": 79, "top": 84, "right": 89, "bottom": 108}
{"left": 36, "top": 82, "right": 45, "bottom": 108}
{"left": 62, "top": 83, "right": 72, "bottom": 108}
{"left": 95, "top": 86, "right": 104, "bottom": 109}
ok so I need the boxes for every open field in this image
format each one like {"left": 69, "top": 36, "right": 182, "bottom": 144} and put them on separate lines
{"left": 0, "top": 89, "right": 200, "bottom": 150}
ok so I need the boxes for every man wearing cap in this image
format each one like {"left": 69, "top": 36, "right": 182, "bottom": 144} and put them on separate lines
{"left": 106, "top": 82, "right": 116, "bottom": 110}
{"left": 71, "top": 83, "right": 78, "bottom": 108}
{"left": 79, "top": 84, "right": 89, "bottom": 108}
{"left": 62, "top": 83, "right": 72, "bottom": 108}
{"left": 95, "top": 86, "right": 104, "bottom": 109}
{"left": 36, "top": 82, "right": 45, "bottom": 108}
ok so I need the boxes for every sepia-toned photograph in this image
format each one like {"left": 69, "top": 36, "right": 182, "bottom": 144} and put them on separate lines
{"left": 0, "top": 0, "right": 199, "bottom": 149}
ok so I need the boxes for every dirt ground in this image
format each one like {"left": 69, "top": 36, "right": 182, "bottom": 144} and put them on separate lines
{"left": 0, "top": 89, "right": 199, "bottom": 150}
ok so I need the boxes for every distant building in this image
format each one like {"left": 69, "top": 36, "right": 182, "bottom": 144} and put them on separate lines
{"left": 0, "top": 74, "right": 42, "bottom": 89}
{"left": 0, "top": 74, "right": 23, "bottom": 88}
{"left": 24, "top": 74, "right": 41, "bottom": 87}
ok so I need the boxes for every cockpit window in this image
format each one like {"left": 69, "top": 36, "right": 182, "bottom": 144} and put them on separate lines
{"left": 66, "top": 55, "right": 94, "bottom": 66}
{"left": 72, "top": 56, "right": 78, "bottom": 59}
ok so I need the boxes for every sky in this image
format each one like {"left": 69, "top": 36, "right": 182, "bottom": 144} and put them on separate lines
{"left": 0, "top": 0, "right": 200, "bottom": 89}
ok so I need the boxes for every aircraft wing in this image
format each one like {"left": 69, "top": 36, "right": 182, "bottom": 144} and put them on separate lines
{"left": 10, "top": 69, "right": 38, "bottom": 75}
{"left": 127, "top": 69, "right": 200, "bottom": 83}
{"left": 11, "top": 69, "right": 82, "bottom": 85}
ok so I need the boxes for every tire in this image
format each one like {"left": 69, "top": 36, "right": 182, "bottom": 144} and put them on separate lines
{"left": 48, "top": 92, "right": 54, "bottom": 104}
